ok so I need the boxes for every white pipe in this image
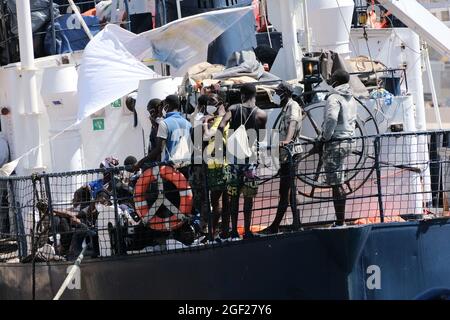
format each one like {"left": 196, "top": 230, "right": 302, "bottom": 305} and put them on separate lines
{"left": 424, "top": 43, "right": 443, "bottom": 129}
{"left": 303, "top": 0, "right": 311, "bottom": 52}
{"left": 16, "top": 0, "right": 39, "bottom": 114}
{"left": 68, "top": 0, "right": 93, "bottom": 40}
{"left": 283, "top": 0, "right": 302, "bottom": 79}
{"left": 176, "top": 0, "right": 183, "bottom": 20}
{"left": 16, "top": 0, "right": 44, "bottom": 171}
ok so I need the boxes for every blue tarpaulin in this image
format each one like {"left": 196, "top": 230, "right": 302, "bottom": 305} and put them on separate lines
{"left": 44, "top": 14, "right": 100, "bottom": 55}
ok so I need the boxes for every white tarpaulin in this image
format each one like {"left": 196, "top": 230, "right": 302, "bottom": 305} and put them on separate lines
{"left": 77, "top": 26, "right": 158, "bottom": 121}
{"left": 77, "top": 5, "right": 253, "bottom": 121}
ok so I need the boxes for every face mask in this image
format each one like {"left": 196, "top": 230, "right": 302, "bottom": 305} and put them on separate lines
{"left": 206, "top": 105, "right": 217, "bottom": 115}
{"left": 162, "top": 107, "right": 167, "bottom": 117}
{"left": 272, "top": 94, "right": 281, "bottom": 105}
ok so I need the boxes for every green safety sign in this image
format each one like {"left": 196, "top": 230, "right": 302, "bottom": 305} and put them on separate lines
{"left": 93, "top": 118, "right": 105, "bottom": 131}
{"left": 111, "top": 99, "right": 122, "bottom": 108}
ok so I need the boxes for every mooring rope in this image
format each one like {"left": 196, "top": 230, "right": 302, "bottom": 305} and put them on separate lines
{"left": 52, "top": 244, "right": 87, "bottom": 300}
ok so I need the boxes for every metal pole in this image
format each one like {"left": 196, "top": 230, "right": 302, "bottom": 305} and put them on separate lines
{"left": 303, "top": 0, "right": 311, "bottom": 52}
{"left": 16, "top": 0, "right": 44, "bottom": 170}
{"left": 261, "top": 0, "right": 273, "bottom": 48}
{"left": 0, "top": 2, "right": 11, "bottom": 64}
{"left": 374, "top": 136, "right": 385, "bottom": 223}
{"left": 203, "top": 162, "right": 213, "bottom": 241}
{"left": 123, "top": 0, "right": 131, "bottom": 31}
{"left": 49, "top": 0, "right": 57, "bottom": 54}
{"left": 43, "top": 174, "right": 59, "bottom": 254}
{"left": 110, "top": 170, "right": 123, "bottom": 255}
{"left": 67, "top": 0, "right": 93, "bottom": 40}
{"left": 424, "top": 43, "right": 443, "bottom": 129}
{"left": 287, "top": 147, "right": 301, "bottom": 230}
{"left": 176, "top": 0, "right": 183, "bottom": 20}
{"left": 31, "top": 175, "right": 38, "bottom": 300}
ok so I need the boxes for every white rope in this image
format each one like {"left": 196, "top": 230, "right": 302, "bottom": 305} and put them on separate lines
{"left": 0, "top": 120, "right": 81, "bottom": 176}
{"left": 67, "top": 0, "right": 94, "bottom": 40}
{"left": 53, "top": 245, "right": 87, "bottom": 300}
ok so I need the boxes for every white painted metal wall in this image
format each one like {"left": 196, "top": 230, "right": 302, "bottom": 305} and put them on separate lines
{"left": 0, "top": 53, "right": 147, "bottom": 176}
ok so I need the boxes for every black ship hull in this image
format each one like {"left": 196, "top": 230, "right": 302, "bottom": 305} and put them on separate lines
{"left": 2, "top": 219, "right": 450, "bottom": 300}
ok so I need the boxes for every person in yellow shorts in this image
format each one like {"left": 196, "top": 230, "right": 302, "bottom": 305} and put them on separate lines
{"left": 202, "top": 94, "right": 229, "bottom": 240}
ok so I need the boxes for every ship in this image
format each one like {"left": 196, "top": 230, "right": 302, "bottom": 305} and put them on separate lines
{"left": 0, "top": 0, "right": 450, "bottom": 300}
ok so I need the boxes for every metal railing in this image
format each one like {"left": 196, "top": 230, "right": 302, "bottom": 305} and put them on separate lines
{"left": 0, "top": 130, "right": 449, "bottom": 263}
{"left": 349, "top": 68, "right": 409, "bottom": 94}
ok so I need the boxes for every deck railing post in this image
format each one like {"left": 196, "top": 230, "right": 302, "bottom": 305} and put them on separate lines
{"left": 202, "top": 163, "right": 214, "bottom": 241}
{"left": 30, "top": 174, "right": 39, "bottom": 300}
{"left": 286, "top": 146, "right": 301, "bottom": 231}
{"left": 374, "top": 136, "right": 385, "bottom": 223}
{"left": 43, "top": 174, "right": 59, "bottom": 254}
{"left": 49, "top": 0, "right": 56, "bottom": 54}
{"left": 110, "top": 169, "right": 124, "bottom": 255}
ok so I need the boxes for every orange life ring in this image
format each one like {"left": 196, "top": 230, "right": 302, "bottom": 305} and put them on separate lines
{"left": 134, "top": 166, "right": 193, "bottom": 231}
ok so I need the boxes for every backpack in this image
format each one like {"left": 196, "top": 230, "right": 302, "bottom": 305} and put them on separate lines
{"left": 227, "top": 105, "right": 257, "bottom": 161}
{"left": 168, "top": 135, "right": 191, "bottom": 164}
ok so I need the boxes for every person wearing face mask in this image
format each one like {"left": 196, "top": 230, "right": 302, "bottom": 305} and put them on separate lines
{"left": 136, "top": 95, "right": 192, "bottom": 179}
{"left": 135, "top": 97, "right": 161, "bottom": 175}
{"left": 189, "top": 95, "right": 208, "bottom": 127}
{"left": 218, "top": 83, "right": 267, "bottom": 240}
{"left": 261, "top": 82, "right": 303, "bottom": 235}
{"left": 202, "top": 94, "right": 229, "bottom": 240}
{"left": 189, "top": 95, "right": 210, "bottom": 238}
{"left": 319, "top": 69, "right": 357, "bottom": 227}
{"left": 146, "top": 98, "right": 163, "bottom": 156}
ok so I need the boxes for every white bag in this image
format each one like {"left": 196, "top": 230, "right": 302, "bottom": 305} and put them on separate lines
{"left": 168, "top": 135, "right": 191, "bottom": 164}
{"left": 227, "top": 106, "right": 256, "bottom": 160}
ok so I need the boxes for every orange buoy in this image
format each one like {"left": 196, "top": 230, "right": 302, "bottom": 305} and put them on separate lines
{"left": 134, "top": 166, "right": 193, "bottom": 231}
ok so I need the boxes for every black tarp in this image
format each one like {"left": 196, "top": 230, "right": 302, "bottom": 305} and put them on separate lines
{"left": 0, "top": 0, "right": 61, "bottom": 65}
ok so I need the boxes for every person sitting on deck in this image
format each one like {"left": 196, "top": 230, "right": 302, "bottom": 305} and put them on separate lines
{"left": 318, "top": 69, "right": 357, "bottom": 227}
{"left": 218, "top": 83, "right": 267, "bottom": 240}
